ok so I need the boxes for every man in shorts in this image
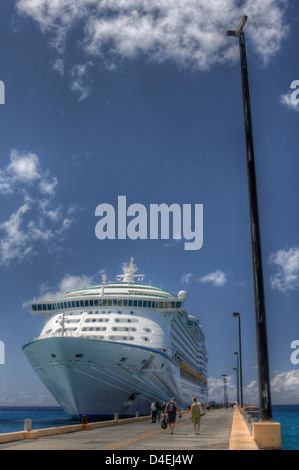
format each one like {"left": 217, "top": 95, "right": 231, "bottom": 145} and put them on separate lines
{"left": 163, "top": 397, "right": 182, "bottom": 434}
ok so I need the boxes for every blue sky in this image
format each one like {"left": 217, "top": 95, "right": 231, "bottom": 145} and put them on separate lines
{"left": 0, "top": 0, "right": 298, "bottom": 407}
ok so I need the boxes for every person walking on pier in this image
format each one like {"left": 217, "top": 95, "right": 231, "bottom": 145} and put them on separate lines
{"left": 150, "top": 402, "right": 157, "bottom": 423}
{"left": 189, "top": 396, "right": 203, "bottom": 435}
{"left": 163, "top": 397, "right": 182, "bottom": 434}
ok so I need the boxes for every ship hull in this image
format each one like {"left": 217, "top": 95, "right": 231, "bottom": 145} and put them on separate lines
{"left": 23, "top": 337, "right": 206, "bottom": 418}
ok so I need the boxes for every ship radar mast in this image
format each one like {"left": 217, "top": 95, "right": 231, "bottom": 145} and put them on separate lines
{"left": 117, "top": 257, "right": 145, "bottom": 283}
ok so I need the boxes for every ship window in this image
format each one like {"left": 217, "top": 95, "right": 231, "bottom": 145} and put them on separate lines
{"left": 68, "top": 302, "right": 71, "bottom": 308}
{"left": 123, "top": 300, "right": 128, "bottom": 306}
{"left": 143, "top": 301, "right": 147, "bottom": 307}
{"left": 47, "top": 304, "right": 52, "bottom": 310}
{"left": 32, "top": 304, "right": 37, "bottom": 311}
{"left": 130, "top": 311, "right": 134, "bottom": 315}
{"left": 90, "top": 300, "right": 94, "bottom": 306}
{"left": 72, "top": 301, "right": 75, "bottom": 308}
{"left": 84, "top": 300, "right": 89, "bottom": 307}
{"left": 94, "top": 299, "right": 98, "bottom": 306}
{"left": 118, "top": 300, "right": 122, "bottom": 306}
{"left": 142, "top": 337, "right": 150, "bottom": 342}
{"left": 80, "top": 301, "right": 84, "bottom": 307}
{"left": 118, "top": 311, "right": 122, "bottom": 314}
{"left": 128, "top": 300, "right": 133, "bottom": 307}
{"left": 113, "top": 299, "right": 117, "bottom": 306}
{"left": 152, "top": 302, "right": 155, "bottom": 308}
{"left": 148, "top": 301, "right": 152, "bottom": 308}
{"left": 176, "top": 302, "right": 182, "bottom": 308}
{"left": 38, "top": 304, "right": 42, "bottom": 311}
{"left": 76, "top": 301, "right": 80, "bottom": 307}
{"left": 133, "top": 300, "right": 138, "bottom": 307}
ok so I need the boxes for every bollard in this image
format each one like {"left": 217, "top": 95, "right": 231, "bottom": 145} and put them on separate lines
{"left": 136, "top": 410, "right": 140, "bottom": 419}
{"left": 114, "top": 413, "right": 119, "bottom": 421}
{"left": 82, "top": 415, "right": 88, "bottom": 425}
{"left": 24, "top": 419, "right": 32, "bottom": 432}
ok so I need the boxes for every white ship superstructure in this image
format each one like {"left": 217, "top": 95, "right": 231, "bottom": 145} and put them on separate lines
{"left": 23, "top": 258, "right": 208, "bottom": 418}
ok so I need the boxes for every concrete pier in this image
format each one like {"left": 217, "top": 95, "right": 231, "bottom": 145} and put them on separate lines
{"left": 0, "top": 408, "right": 260, "bottom": 451}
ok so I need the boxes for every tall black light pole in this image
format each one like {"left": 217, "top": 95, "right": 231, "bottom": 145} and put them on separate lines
{"left": 233, "top": 314, "right": 243, "bottom": 407}
{"left": 233, "top": 368, "right": 239, "bottom": 405}
{"left": 227, "top": 16, "right": 272, "bottom": 421}
{"left": 234, "top": 352, "right": 240, "bottom": 405}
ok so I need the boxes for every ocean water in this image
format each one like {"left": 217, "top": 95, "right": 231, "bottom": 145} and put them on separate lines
{"left": 0, "top": 405, "right": 298, "bottom": 449}
{"left": 272, "top": 405, "right": 299, "bottom": 451}
{"left": 0, "top": 406, "right": 80, "bottom": 435}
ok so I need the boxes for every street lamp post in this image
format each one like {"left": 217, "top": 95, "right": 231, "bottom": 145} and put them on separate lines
{"left": 234, "top": 351, "right": 240, "bottom": 405}
{"left": 227, "top": 16, "right": 273, "bottom": 421}
{"left": 233, "top": 313, "right": 243, "bottom": 407}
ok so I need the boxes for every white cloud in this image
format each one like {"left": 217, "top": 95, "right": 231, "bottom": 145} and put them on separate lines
{"left": 38, "top": 273, "right": 95, "bottom": 300}
{"left": 7, "top": 149, "right": 41, "bottom": 183}
{"left": 0, "top": 149, "right": 57, "bottom": 197}
{"left": 269, "top": 247, "right": 299, "bottom": 293}
{"left": 38, "top": 176, "right": 58, "bottom": 196}
{"left": 16, "top": 0, "right": 289, "bottom": 72}
{"left": 181, "top": 272, "right": 193, "bottom": 285}
{"left": 199, "top": 270, "right": 227, "bottom": 287}
{"left": 271, "top": 370, "right": 299, "bottom": 404}
{"left": 69, "top": 62, "right": 94, "bottom": 101}
{"left": 52, "top": 58, "right": 65, "bottom": 76}
{"left": 0, "top": 199, "right": 34, "bottom": 265}
{"left": 0, "top": 149, "right": 41, "bottom": 195}
{"left": 208, "top": 369, "right": 299, "bottom": 405}
{"left": 0, "top": 150, "right": 78, "bottom": 266}
{"left": 280, "top": 92, "right": 299, "bottom": 112}
{"left": 0, "top": 199, "right": 74, "bottom": 266}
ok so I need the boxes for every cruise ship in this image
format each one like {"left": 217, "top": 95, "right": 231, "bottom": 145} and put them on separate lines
{"left": 23, "top": 258, "right": 208, "bottom": 418}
